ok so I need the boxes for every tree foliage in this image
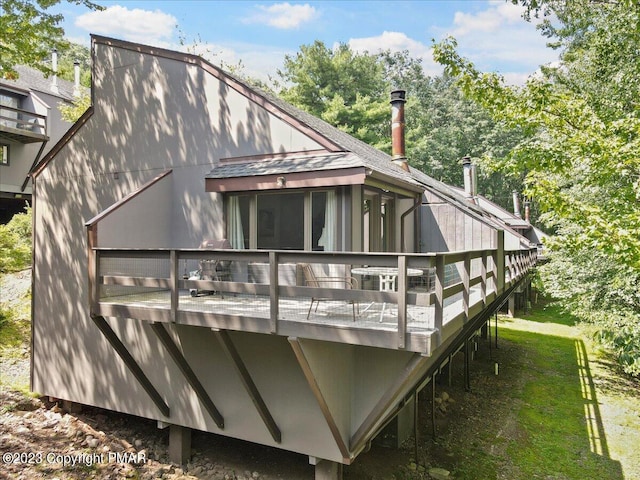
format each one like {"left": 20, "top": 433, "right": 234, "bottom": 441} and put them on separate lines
{"left": 276, "top": 42, "right": 527, "bottom": 210}
{"left": 0, "top": 206, "right": 32, "bottom": 273}
{"left": 0, "top": 0, "right": 101, "bottom": 80}
{"left": 56, "top": 41, "right": 92, "bottom": 87}
{"left": 59, "top": 90, "right": 90, "bottom": 122}
{"left": 433, "top": 2, "right": 640, "bottom": 268}
{"left": 434, "top": 0, "right": 640, "bottom": 375}
{"left": 277, "top": 41, "right": 391, "bottom": 150}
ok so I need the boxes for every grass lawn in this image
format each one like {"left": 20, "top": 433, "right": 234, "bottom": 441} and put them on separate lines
{"left": 479, "top": 303, "right": 639, "bottom": 480}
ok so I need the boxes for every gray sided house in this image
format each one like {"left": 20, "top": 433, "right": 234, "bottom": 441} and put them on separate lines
{"left": 31, "top": 36, "right": 536, "bottom": 477}
{"left": 0, "top": 57, "right": 82, "bottom": 222}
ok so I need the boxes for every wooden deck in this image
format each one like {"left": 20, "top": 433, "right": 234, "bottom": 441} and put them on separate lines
{"left": 91, "top": 242, "right": 536, "bottom": 355}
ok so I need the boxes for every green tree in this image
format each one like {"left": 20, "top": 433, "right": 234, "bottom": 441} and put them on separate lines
{"left": 278, "top": 40, "right": 386, "bottom": 116}
{"left": 0, "top": 0, "right": 101, "bottom": 80}
{"left": 433, "top": 0, "right": 640, "bottom": 375}
{"left": 278, "top": 44, "right": 527, "bottom": 209}
{"left": 57, "top": 42, "right": 91, "bottom": 86}
{"left": 277, "top": 40, "right": 390, "bottom": 145}
{"left": 59, "top": 90, "right": 90, "bottom": 122}
{"left": 406, "top": 74, "right": 525, "bottom": 202}
{"left": 433, "top": 9, "right": 640, "bottom": 266}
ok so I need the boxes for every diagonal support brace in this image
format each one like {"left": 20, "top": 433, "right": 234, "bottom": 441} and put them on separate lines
{"left": 150, "top": 322, "right": 224, "bottom": 429}
{"left": 289, "top": 337, "right": 351, "bottom": 462}
{"left": 91, "top": 315, "right": 170, "bottom": 417}
{"left": 214, "top": 329, "right": 281, "bottom": 443}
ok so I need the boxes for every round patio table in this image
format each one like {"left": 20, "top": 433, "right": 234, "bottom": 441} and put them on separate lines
{"left": 351, "top": 266, "right": 423, "bottom": 321}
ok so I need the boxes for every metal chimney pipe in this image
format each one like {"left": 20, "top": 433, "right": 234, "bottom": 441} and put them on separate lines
{"left": 390, "top": 89, "right": 409, "bottom": 172}
{"left": 73, "top": 60, "right": 81, "bottom": 96}
{"left": 462, "top": 156, "right": 474, "bottom": 199}
{"left": 50, "top": 49, "right": 59, "bottom": 94}
{"left": 524, "top": 200, "right": 531, "bottom": 223}
{"left": 512, "top": 190, "right": 522, "bottom": 217}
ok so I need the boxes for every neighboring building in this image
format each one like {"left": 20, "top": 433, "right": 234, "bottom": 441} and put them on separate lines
{"left": 0, "top": 54, "right": 82, "bottom": 222}
{"left": 473, "top": 190, "right": 549, "bottom": 257}
{"left": 31, "top": 36, "right": 536, "bottom": 479}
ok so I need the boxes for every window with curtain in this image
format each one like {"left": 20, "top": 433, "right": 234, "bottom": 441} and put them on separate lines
{"left": 226, "top": 190, "right": 337, "bottom": 251}
{"left": 227, "top": 195, "right": 248, "bottom": 249}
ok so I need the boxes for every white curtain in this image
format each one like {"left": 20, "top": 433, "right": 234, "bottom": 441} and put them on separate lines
{"left": 318, "top": 190, "right": 337, "bottom": 251}
{"left": 227, "top": 196, "right": 245, "bottom": 249}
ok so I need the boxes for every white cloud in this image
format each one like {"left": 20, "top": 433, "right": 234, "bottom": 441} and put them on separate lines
{"left": 451, "top": 1, "right": 524, "bottom": 36}
{"left": 243, "top": 3, "right": 318, "bottom": 29}
{"left": 75, "top": 5, "right": 176, "bottom": 46}
{"left": 435, "top": 1, "right": 558, "bottom": 84}
{"left": 348, "top": 31, "right": 442, "bottom": 77}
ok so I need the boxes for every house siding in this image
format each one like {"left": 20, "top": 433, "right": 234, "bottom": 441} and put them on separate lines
{"left": 32, "top": 39, "right": 351, "bottom": 461}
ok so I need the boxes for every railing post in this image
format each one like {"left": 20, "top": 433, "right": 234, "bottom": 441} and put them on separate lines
{"left": 397, "top": 255, "right": 407, "bottom": 350}
{"left": 269, "top": 251, "right": 278, "bottom": 334}
{"left": 463, "top": 252, "right": 470, "bottom": 322}
{"left": 481, "top": 251, "right": 487, "bottom": 307}
{"left": 434, "top": 254, "right": 444, "bottom": 345}
{"left": 170, "top": 250, "right": 178, "bottom": 323}
{"left": 87, "top": 225, "right": 99, "bottom": 315}
{"left": 495, "top": 230, "right": 505, "bottom": 294}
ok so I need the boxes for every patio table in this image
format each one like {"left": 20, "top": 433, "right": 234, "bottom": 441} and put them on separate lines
{"left": 351, "top": 266, "right": 423, "bottom": 321}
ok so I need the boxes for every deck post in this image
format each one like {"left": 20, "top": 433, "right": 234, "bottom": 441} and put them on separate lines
{"left": 397, "top": 255, "right": 407, "bottom": 349}
{"left": 269, "top": 251, "right": 278, "bottom": 333}
{"left": 495, "top": 230, "right": 505, "bottom": 294}
{"left": 507, "top": 295, "right": 515, "bottom": 318}
{"left": 462, "top": 252, "right": 470, "bottom": 322}
{"left": 170, "top": 250, "right": 178, "bottom": 323}
{"left": 434, "top": 255, "right": 445, "bottom": 344}
{"left": 481, "top": 251, "right": 487, "bottom": 308}
{"left": 311, "top": 458, "right": 343, "bottom": 480}
{"left": 169, "top": 424, "right": 191, "bottom": 465}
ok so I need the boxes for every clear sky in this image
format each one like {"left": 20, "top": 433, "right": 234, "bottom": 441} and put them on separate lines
{"left": 51, "top": 0, "right": 559, "bottom": 85}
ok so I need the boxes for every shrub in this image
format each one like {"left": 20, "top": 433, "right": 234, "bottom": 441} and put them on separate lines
{"left": 539, "top": 248, "right": 640, "bottom": 377}
{"left": 0, "top": 205, "right": 32, "bottom": 273}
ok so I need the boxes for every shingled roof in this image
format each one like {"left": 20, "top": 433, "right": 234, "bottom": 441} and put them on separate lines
{"left": 1, "top": 65, "right": 79, "bottom": 102}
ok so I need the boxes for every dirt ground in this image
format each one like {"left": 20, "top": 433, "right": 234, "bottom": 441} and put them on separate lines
{"left": 0, "top": 341, "right": 508, "bottom": 480}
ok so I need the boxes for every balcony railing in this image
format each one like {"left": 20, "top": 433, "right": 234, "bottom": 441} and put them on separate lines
{"left": 88, "top": 237, "right": 537, "bottom": 355}
{"left": 0, "top": 105, "right": 48, "bottom": 143}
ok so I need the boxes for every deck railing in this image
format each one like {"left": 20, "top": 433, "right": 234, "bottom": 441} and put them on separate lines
{"left": 88, "top": 234, "right": 537, "bottom": 353}
{"left": 0, "top": 105, "right": 47, "bottom": 139}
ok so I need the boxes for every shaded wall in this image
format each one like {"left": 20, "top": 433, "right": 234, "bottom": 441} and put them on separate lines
{"left": 420, "top": 202, "right": 495, "bottom": 253}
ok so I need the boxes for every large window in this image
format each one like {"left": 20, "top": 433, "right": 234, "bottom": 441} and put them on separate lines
{"left": 227, "top": 190, "right": 337, "bottom": 251}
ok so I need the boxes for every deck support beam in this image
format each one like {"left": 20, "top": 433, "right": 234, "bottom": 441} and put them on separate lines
{"left": 310, "top": 458, "right": 343, "bottom": 480}
{"left": 507, "top": 295, "right": 515, "bottom": 318}
{"left": 150, "top": 322, "right": 224, "bottom": 429}
{"left": 214, "top": 329, "right": 281, "bottom": 443}
{"left": 289, "top": 337, "right": 350, "bottom": 462}
{"left": 90, "top": 315, "right": 170, "bottom": 417}
{"left": 350, "top": 353, "right": 429, "bottom": 454}
{"left": 169, "top": 424, "right": 191, "bottom": 465}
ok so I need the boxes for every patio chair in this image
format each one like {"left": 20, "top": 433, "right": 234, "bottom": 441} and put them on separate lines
{"left": 189, "top": 239, "right": 232, "bottom": 297}
{"left": 299, "top": 263, "right": 359, "bottom": 321}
